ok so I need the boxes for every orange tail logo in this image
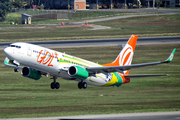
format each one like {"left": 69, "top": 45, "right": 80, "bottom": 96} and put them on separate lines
{"left": 119, "top": 35, "right": 137, "bottom": 66}
{"left": 103, "top": 34, "right": 138, "bottom": 74}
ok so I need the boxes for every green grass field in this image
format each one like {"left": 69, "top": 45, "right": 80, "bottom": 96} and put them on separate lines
{"left": 2, "top": 10, "right": 141, "bottom": 26}
{"left": 0, "top": 43, "right": 179, "bottom": 118}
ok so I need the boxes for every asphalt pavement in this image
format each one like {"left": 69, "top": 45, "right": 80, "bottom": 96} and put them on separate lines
{"left": 1, "top": 36, "right": 179, "bottom": 49}
{"left": 1, "top": 111, "right": 180, "bottom": 120}
{"left": 70, "top": 8, "right": 180, "bottom": 25}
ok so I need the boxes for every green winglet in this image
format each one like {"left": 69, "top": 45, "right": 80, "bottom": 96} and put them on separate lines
{"left": 165, "top": 48, "right": 176, "bottom": 63}
{"left": 4, "top": 57, "right": 23, "bottom": 68}
{"left": 4, "top": 57, "right": 10, "bottom": 65}
{"left": 4, "top": 57, "right": 17, "bottom": 68}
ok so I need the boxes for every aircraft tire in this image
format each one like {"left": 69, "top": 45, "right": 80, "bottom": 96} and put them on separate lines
{"left": 55, "top": 82, "right": 60, "bottom": 89}
{"left": 78, "top": 82, "right": 83, "bottom": 89}
{"left": 51, "top": 82, "right": 60, "bottom": 89}
{"left": 83, "top": 82, "right": 87, "bottom": 89}
{"left": 51, "top": 82, "right": 55, "bottom": 89}
{"left": 14, "top": 68, "right": 19, "bottom": 72}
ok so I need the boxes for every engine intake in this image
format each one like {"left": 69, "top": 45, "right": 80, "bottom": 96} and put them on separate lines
{"left": 68, "top": 66, "right": 89, "bottom": 80}
{"left": 21, "top": 67, "right": 41, "bottom": 80}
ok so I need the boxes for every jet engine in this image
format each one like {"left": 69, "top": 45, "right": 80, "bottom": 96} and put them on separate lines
{"left": 68, "top": 66, "right": 89, "bottom": 80}
{"left": 21, "top": 67, "right": 41, "bottom": 80}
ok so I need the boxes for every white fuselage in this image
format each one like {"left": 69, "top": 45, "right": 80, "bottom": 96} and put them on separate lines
{"left": 4, "top": 42, "right": 115, "bottom": 87}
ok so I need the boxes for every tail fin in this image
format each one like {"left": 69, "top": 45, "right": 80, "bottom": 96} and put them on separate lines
{"left": 103, "top": 34, "right": 138, "bottom": 74}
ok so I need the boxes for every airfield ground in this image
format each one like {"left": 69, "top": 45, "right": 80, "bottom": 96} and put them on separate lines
{"left": 0, "top": 43, "right": 179, "bottom": 118}
{"left": 0, "top": 14, "right": 180, "bottom": 42}
{"left": 0, "top": 10, "right": 179, "bottom": 118}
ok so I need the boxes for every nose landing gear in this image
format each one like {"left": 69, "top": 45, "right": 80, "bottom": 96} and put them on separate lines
{"left": 14, "top": 68, "right": 19, "bottom": 72}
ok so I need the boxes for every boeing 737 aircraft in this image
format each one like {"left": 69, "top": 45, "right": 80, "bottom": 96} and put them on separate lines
{"left": 3, "top": 35, "right": 176, "bottom": 89}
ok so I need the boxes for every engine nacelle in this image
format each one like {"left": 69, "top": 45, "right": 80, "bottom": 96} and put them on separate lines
{"left": 21, "top": 67, "right": 41, "bottom": 80}
{"left": 68, "top": 66, "right": 89, "bottom": 80}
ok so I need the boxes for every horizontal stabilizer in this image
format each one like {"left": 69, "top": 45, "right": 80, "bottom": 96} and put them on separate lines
{"left": 125, "top": 74, "right": 168, "bottom": 78}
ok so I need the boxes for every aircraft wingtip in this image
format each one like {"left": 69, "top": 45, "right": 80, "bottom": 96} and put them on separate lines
{"left": 164, "top": 48, "right": 176, "bottom": 63}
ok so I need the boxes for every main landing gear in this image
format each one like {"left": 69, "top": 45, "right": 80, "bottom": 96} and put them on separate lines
{"left": 78, "top": 81, "right": 87, "bottom": 89}
{"left": 50, "top": 76, "right": 60, "bottom": 89}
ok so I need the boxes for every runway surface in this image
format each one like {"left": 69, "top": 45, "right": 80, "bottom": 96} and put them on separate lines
{"left": 83, "top": 8, "right": 180, "bottom": 14}
{"left": 0, "top": 36, "right": 180, "bottom": 49}
{"left": 70, "top": 8, "right": 180, "bottom": 25}
{"left": 1, "top": 111, "right": 180, "bottom": 120}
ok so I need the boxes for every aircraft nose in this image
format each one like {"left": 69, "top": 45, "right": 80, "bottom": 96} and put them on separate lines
{"left": 4, "top": 47, "right": 9, "bottom": 55}
{"left": 4, "top": 47, "right": 12, "bottom": 58}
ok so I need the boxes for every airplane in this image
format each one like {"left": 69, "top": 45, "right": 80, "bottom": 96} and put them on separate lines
{"left": 3, "top": 35, "right": 176, "bottom": 89}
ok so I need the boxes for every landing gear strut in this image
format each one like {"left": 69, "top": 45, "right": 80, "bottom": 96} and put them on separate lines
{"left": 14, "top": 66, "right": 19, "bottom": 72}
{"left": 78, "top": 81, "right": 87, "bottom": 89}
{"left": 50, "top": 76, "right": 60, "bottom": 89}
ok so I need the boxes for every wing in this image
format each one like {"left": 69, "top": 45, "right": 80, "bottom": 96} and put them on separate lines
{"left": 4, "top": 57, "right": 23, "bottom": 69}
{"left": 4, "top": 57, "right": 48, "bottom": 76}
{"left": 86, "top": 48, "right": 176, "bottom": 75}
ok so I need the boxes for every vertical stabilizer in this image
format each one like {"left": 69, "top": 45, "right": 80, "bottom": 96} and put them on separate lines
{"left": 103, "top": 34, "right": 138, "bottom": 74}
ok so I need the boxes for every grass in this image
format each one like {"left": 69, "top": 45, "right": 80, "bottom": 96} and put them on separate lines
{"left": 0, "top": 43, "right": 179, "bottom": 118}
{"left": 0, "top": 14, "right": 180, "bottom": 42}
{"left": 1, "top": 10, "right": 142, "bottom": 26}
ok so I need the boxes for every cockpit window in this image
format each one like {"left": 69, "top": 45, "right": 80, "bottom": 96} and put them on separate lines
{"left": 8, "top": 44, "right": 21, "bottom": 48}
{"left": 16, "top": 46, "right": 21, "bottom": 48}
{"left": 10, "top": 45, "right": 16, "bottom": 47}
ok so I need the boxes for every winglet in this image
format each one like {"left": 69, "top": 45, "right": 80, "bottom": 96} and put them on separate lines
{"left": 4, "top": 57, "right": 23, "bottom": 68}
{"left": 4, "top": 57, "right": 18, "bottom": 68}
{"left": 164, "top": 48, "right": 176, "bottom": 63}
{"left": 4, "top": 57, "right": 10, "bottom": 66}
